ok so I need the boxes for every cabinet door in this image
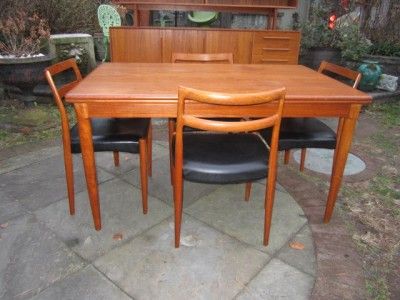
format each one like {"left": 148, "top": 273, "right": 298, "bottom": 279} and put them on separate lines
{"left": 110, "top": 28, "right": 162, "bottom": 62}
{"left": 204, "top": 30, "right": 253, "bottom": 64}
{"left": 251, "top": 31, "right": 300, "bottom": 64}
{"left": 161, "top": 29, "right": 205, "bottom": 62}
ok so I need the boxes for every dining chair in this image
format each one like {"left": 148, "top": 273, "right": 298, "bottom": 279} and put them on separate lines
{"left": 169, "top": 52, "right": 235, "bottom": 184}
{"left": 261, "top": 60, "right": 362, "bottom": 172}
{"left": 171, "top": 52, "right": 234, "bottom": 64}
{"left": 172, "top": 85, "right": 286, "bottom": 248}
{"left": 44, "top": 58, "right": 152, "bottom": 216}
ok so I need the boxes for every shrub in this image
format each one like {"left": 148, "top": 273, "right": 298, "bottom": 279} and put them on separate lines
{"left": 338, "top": 24, "right": 371, "bottom": 61}
{"left": 0, "top": 11, "right": 50, "bottom": 57}
{"left": 369, "top": 42, "right": 400, "bottom": 57}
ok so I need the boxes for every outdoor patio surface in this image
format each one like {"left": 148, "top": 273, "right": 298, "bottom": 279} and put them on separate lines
{"left": 0, "top": 116, "right": 374, "bottom": 299}
{"left": 0, "top": 123, "right": 317, "bottom": 300}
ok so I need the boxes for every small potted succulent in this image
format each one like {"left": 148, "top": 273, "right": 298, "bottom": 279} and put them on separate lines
{"left": 0, "top": 10, "right": 52, "bottom": 103}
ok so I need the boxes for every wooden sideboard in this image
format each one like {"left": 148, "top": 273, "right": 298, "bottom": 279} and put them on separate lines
{"left": 110, "top": 27, "right": 300, "bottom": 64}
{"left": 112, "top": 0, "right": 298, "bottom": 28}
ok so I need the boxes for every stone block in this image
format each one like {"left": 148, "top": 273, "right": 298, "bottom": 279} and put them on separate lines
{"left": 49, "top": 34, "right": 97, "bottom": 74}
{"left": 377, "top": 73, "right": 398, "bottom": 92}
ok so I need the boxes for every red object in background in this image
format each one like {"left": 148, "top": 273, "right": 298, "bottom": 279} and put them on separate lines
{"left": 341, "top": 0, "right": 350, "bottom": 9}
{"left": 328, "top": 13, "right": 337, "bottom": 30}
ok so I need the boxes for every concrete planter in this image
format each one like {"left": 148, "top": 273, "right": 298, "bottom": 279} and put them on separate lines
{"left": 363, "top": 54, "right": 400, "bottom": 77}
{"left": 0, "top": 54, "right": 54, "bottom": 104}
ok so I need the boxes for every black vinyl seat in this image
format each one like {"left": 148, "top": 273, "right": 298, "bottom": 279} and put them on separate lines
{"left": 176, "top": 132, "right": 269, "bottom": 184}
{"left": 260, "top": 60, "right": 362, "bottom": 171}
{"left": 70, "top": 118, "right": 150, "bottom": 153}
{"left": 260, "top": 117, "right": 336, "bottom": 151}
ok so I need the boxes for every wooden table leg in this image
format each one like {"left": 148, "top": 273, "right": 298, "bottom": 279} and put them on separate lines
{"left": 74, "top": 104, "right": 101, "bottom": 230}
{"left": 324, "top": 104, "right": 361, "bottom": 223}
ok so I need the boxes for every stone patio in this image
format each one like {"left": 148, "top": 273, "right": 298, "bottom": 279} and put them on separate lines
{"left": 0, "top": 120, "right": 369, "bottom": 300}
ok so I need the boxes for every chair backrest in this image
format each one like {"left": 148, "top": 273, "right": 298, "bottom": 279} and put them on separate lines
{"left": 175, "top": 86, "right": 286, "bottom": 161}
{"left": 44, "top": 58, "right": 82, "bottom": 136}
{"left": 318, "top": 60, "right": 362, "bottom": 88}
{"left": 98, "top": 4, "right": 122, "bottom": 37}
{"left": 171, "top": 52, "right": 234, "bottom": 64}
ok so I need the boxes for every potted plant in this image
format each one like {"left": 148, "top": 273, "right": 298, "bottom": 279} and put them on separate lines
{"left": 299, "top": 2, "right": 342, "bottom": 69}
{"left": 0, "top": 10, "right": 52, "bottom": 104}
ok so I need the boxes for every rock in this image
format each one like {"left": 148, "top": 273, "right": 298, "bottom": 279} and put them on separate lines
{"left": 376, "top": 74, "right": 398, "bottom": 92}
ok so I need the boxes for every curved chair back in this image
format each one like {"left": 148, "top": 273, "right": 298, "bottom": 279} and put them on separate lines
{"left": 318, "top": 60, "right": 362, "bottom": 88}
{"left": 171, "top": 52, "right": 234, "bottom": 64}
{"left": 97, "top": 4, "right": 122, "bottom": 37}
{"left": 44, "top": 58, "right": 82, "bottom": 138}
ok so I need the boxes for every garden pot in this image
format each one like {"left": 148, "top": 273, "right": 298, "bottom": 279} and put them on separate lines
{"left": 300, "top": 47, "right": 341, "bottom": 70}
{"left": 357, "top": 60, "right": 382, "bottom": 91}
{"left": 0, "top": 54, "right": 54, "bottom": 104}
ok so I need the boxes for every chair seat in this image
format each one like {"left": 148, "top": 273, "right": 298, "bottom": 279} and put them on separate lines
{"left": 175, "top": 132, "right": 269, "bottom": 184}
{"left": 261, "top": 118, "right": 336, "bottom": 150}
{"left": 71, "top": 118, "right": 150, "bottom": 153}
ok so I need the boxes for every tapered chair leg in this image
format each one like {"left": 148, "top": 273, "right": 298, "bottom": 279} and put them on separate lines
{"left": 139, "top": 139, "right": 148, "bottom": 214}
{"left": 300, "top": 148, "right": 307, "bottom": 172}
{"left": 64, "top": 148, "right": 75, "bottom": 215}
{"left": 113, "top": 151, "right": 120, "bottom": 167}
{"left": 147, "top": 123, "right": 152, "bottom": 177}
{"left": 284, "top": 150, "right": 291, "bottom": 164}
{"left": 173, "top": 151, "right": 184, "bottom": 248}
{"left": 245, "top": 182, "right": 252, "bottom": 201}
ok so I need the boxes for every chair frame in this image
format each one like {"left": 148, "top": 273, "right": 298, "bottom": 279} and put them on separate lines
{"left": 173, "top": 86, "right": 286, "bottom": 248}
{"left": 44, "top": 58, "right": 151, "bottom": 216}
{"left": 285, "top": 60, "right": 362, "bottom": 171}
{"left": 171, "top": 52, "right": 234, "bottom": 64}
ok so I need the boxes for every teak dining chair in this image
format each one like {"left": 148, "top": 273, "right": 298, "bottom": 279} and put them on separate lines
{"left": 44, "top": 58, "right": 152, "bottom": 216}
{"left": 172, "top": 86, "right": 286, "bottom": 248}
{"left": 171, "top": 52, "right": 234, "bottom": 64}
{"left": 261, "top": 60, "right": 362, "bottom": 171}
{"left": 169, "top": 52, "right": 235, "bottom": 184}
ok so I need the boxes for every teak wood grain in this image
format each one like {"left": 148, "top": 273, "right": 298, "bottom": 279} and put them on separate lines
{"left": 110, "top": 27, "right": 300, "bottom": 64}
{"left": 65, "top": 62, "right": 371, "bottom": 231}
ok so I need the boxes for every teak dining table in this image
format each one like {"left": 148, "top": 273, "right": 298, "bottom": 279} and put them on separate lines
{"left": 65, "top": 63, "right": 371, "bottom": 231}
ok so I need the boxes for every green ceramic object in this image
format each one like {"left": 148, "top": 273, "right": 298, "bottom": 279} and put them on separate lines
{"left": 188, "top": 11, "right": 219, "bottom": 26}
{"left": 97, "top": 5, "right": 121, "bottom": 62}
{"left": 357, "top": 60, "right": 382, "bottom": 91}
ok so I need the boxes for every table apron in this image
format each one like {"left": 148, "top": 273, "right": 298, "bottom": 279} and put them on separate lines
{"left": 77, "top": 101, "right": 353, "bottom": 118}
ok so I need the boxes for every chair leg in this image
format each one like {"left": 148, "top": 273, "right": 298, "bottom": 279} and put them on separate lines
{"left": 64, "top": 148, "right": 75, "bottom": 215}
{"left": 173, "top": 151, "right": 183, "bottom": 248}
{"left": 300, "top": 148, "right": 306, "bottom": 172}
{"left": 168, "top": 118, "right": 175, "bottom": 185}
{"left": 113, "top": 151, "right": 120, "bottom": 167}
{"left": 139, "top": 139, "right": 148, "bottom": 214}
{"left": 284, "top": 150, "right": 291, "bottom": 164}
{"left": 264, "top": 171, "right": 277, "bottom": 246}
{"left": 147, "top": 122, "right": 153, "bottom": 177}
{"left": 245, "top": 182, "right": 252, "bottom": 201}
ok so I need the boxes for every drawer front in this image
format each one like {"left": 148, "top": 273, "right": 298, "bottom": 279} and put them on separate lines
{"left": 251, "top": 31, "right": 300, "bottom": 64}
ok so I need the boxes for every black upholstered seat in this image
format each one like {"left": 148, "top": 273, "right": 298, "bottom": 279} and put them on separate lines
{"left": 176, "top": 132, "right": 269, "bottom": 184}
{"left": 261, "top": 118, "right": 336, "bottom": 151}
{"left": 70, "top": 118, "right": 150, "bottom": 154}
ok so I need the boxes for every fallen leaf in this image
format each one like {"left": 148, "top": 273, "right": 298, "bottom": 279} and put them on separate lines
{"left": 0, "top": 223, "right": 8, "bottom": 229}
{"left": 19, "top": 127, "right": 32, "bottom": 134}
{"left": 289, "top": 241, "right": 304, "bottom": 250}
{"left": 113, "top": 233, "right": 123, "bottom": 241}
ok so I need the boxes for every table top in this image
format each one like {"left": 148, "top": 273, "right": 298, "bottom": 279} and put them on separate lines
{"left": 66, "top": 63, "right": 371, "bottom": 105}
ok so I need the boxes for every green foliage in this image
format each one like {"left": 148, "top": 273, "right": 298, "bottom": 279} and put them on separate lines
{"left": 338, "top": 24, "right": 371, "bottom": 61}
{"left": 369, "top": 42, "right": 400, "bottom": 57}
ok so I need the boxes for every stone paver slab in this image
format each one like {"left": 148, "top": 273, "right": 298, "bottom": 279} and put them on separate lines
{"left": 35, "top": 178, "right": 172, "bottom": 261}
{"left": 0, "top": 154, "right": 114, "bottom": 212}
{"left": 0, "top": 215, "right": 85, "bottom": 300}
{"left": 236, "top": 258, "right": 314, "bottom": 300}
{"left": 186, "top": 183, "right": 308, "bottom": 255}
{"left": 0, "top": 190, "right": 26, "bottom": 224}
{"left": 277, "top": 225, "right": 316, "bottom": 276}
{"left": 30, "top": 266, "right": 131, "bottom": 300}
{"left": 123, "top": 156, "right": 220, "bottom": 207}
{"left": 94, "top": 216, "right": 270, "bottom": 300}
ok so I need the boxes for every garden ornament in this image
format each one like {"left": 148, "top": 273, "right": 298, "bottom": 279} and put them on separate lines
{"left": 97, "top": 4, "right": 121, "bottom": 62}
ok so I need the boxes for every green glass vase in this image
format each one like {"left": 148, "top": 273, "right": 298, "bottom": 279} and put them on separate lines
{"left": 357, "top": 60, "right": 382, "bottom": 91}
